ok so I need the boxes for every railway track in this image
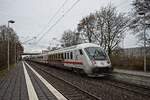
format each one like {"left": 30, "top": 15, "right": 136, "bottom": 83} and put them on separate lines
{"left": 82, "top": 73, "right": 150, "bottom": 98}
{"left": 26, "top": 62, "right": 101, "bottom": 100}
{"left": 108, "top": 77, "right": 150, "bottom": 96}
{"left": 111, "top": 72, "right": 150, "bottom": 88}
{"left": 27, "top": 61, "right": 150, "bottom": 100}
{"left": 82, "top": 71, "right": 150, "bottom": 97}
{"left": 90, "top": 77, "right": 150, "bottom": 97}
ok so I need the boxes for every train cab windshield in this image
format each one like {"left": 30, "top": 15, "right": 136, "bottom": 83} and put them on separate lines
{"left": 84, "top": 47, "right": 107, "bottom": 60}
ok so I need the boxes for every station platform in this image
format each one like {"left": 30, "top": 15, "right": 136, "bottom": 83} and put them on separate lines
{"left": 0, "top": 62, "right": 28, "bottom": 100}
{"left": 114, "top": 68, "right": 150, "bottom": 77}
{"left": 0, "top": 61, "right": 67, "bottom": 100}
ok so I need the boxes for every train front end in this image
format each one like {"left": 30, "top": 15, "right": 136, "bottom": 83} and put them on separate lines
{"left": 84, "top": 46, "right": 113, "bottom": 77}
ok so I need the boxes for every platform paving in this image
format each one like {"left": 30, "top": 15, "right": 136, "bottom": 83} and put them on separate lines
{"left": 0, "top": 61, "right": 61, "bottom": 100}
{"left": 0, "top": 62, "right": 28, "bottom": 100}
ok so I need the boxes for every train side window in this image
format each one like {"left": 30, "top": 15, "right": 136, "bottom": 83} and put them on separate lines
{"left": 64, "top": 53, "right": 66, "bottom": 59}
{"left": 65, "top": 53, "right": 67, "bottom": 59}
{"left": 61, "top": 53, "right": 63, "bottom": 59}
{"left": 79, "top": 49, "right": 83, "bottom": 55}
{"left": 61, "top": 53, "right": 62, "bottom": 59}
{"left": 58, "top": 53, "right": 60, "bottom": 59}
{"left": 66, "top": 53, "right": 67, "bottom": 59}
{"left": 67, "top": 52, "right": 69, "bottom": 59}
{"left": 59, "top": 53, "right": 61, "bottom": 59}
{"left": 70, "top": 52, "right": 73, "bottom": 59}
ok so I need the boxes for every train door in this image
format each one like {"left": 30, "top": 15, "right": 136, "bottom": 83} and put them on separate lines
{"left": 79, "top": 49, "right": 88, "bottom": 68}
{"left": 74, "top": 49, "right": 84, "bottom": 69}
{"left": 74, "top": 50, "right": 79, "bottom": 68}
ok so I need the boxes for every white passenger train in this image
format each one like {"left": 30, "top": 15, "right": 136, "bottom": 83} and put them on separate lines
{"left": 29, "top": 43, "right": 113, "bottom": 77}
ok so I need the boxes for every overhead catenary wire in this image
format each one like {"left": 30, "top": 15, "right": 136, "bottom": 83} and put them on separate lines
{"left": 24, "top": 0, "right": 68, "bottom": 44}
{"left": 35, "top": 0, "right": 131, "bottom": 44}
{"left": 35, "top": 0, "right": 68, "bottom": 38}
{"left": 22, "top": 36, "right": 37, "bottom": 44}
{"left": 35, "top": 0, "right": 80, "bottom": 44}
{"left": 30, "top": 0, "right": 129, "bottom": 47}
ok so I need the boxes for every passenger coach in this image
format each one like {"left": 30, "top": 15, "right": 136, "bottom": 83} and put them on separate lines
{"left": 30, "top": 43, "right": 113, "bottom": 77}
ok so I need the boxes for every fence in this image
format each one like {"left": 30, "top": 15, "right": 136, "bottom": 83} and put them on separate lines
{"left": 111, "top": 48, "right": 150, "bottom": 71}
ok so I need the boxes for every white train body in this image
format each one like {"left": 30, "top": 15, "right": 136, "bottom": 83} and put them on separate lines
{"left": 29, "top": 43, "right": 113, "bottom": 76}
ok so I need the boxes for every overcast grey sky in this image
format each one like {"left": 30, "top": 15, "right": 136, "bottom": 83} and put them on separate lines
{"left": 0, "top": 0, "right": 137, "bottom": 53}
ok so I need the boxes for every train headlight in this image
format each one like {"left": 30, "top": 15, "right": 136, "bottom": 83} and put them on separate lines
{"left": 91, "top": 60, "right": 96, "bottom": 65}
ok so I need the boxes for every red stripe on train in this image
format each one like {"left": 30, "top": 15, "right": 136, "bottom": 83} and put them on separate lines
{"left": 63, "top": 61, "right": 83, "bottom": 65}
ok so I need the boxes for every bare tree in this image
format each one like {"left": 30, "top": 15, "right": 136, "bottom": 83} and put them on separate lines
{"left": 77, "top": 13, "right": 96, "bottom": 43}
{"left": 0, "top": 25, "right": 18, "bottom": 41}
{"left": 129, "top": 0, "right": 150, "bottom": 45}
{"left": 0, "top": 25, "right": 20, "bottom": 68}
{"left": 77, "top": 5, "right": 129, "bottom": 55}
{"left": 60, "top": 30, "right": 79, "bottom": 47}
{"left": 0, "top": 25, "right": 7, "bottom": 40}
{"left": 96, "top": 5, "right": 129, "bottom": 55}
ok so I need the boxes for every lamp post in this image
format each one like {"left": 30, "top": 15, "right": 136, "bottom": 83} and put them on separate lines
{"left": 138, "top": 12, "right": 146, "bottom": 72}
{"left": 7, "top": 20, "right": 15, "bottom": 71}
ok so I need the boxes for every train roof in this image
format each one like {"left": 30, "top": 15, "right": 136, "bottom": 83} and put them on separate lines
{"left": 48, "top": 43, "right": 101, "bottom": 54}
{"left": 30, "top": 43, "right": 102, "bottom": 57}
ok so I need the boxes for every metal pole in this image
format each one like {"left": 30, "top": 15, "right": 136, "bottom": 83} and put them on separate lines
{"left": 14, "top": 41, "right": 16, "bottom": 66}
{"left": 143, "top": 14, "right": 146, "bottom": 72}
{"left": 7, "top": 20, "right": 15, "bottom": 71}
{"left": 7, "top": 40, "right": 10, "bottom": 71}
{"left": 7, "top": 22, "right": 10, "bottom": 71}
